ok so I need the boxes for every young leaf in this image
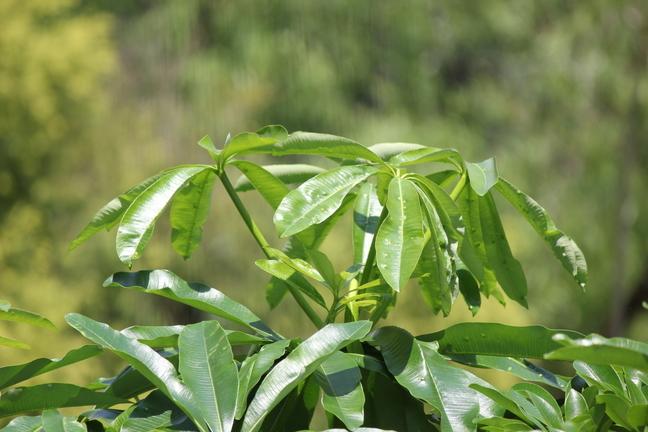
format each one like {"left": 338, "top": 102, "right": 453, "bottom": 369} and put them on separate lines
{"left": 371, "top": 326, "right": 501, "bottom": 431}
{"left": 564, "top": 389, "right": 588, "bottom": 420}
{"left": 235, "top": 164, "right": 325, "bottom": 192}
{"left": 390, "top": 147, "right": 463, "bottom": 171}
{"left": 255, "top": 131, "right": 383, "bottom": 163}
{"left": 231, "top": 160, "right": 290, "bottom": 209}
{"left": 495, "top": 178, "right": 587, "bottom": 288}
{"left": 256, "top": 124, "right": 288, "bottom": 140}
{"left": 197, "top": 135, "right": 220, "bottom": 161}
{"left": 255, "top": 260, "right": 326, "bottom": 308}
{"left": 375, "top": 177, "right": 426, "bottom": 291}
{"left": 178, "top": 321, "right": 238, "bottom": 432}
{"left": 465, "top": 158, "right": 498, "bottom": 196}
{"left": 353, "top": 183, "right": 384, "bottom": 267}
{"left": 170, "top": 169, "right": 216, "bottom": 259}
{"left": 104, "top": 270, "right": 277, "bottom": 338}
{"left": 116, "top": 166, "right": 209, "bottom": 264}
{"left": 274, "top": 165, "right": 378, "bottom": 238}
{"left": 220, "top": 132, "right": 276, "bottom": 161}
{"left": 242, "top": 321, "right": 372, "bottom": 432}
{"left": 0, "top": 306, "right": 55, "bottom": 330}
{"left": 368, "top": 142, "right": 425, "bottom": 161}
{"left": 546, "top": 334, "right": 648, "bottom": 371}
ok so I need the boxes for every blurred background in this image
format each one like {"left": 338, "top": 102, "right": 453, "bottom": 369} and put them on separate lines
{"left": 1, "top": 0, "right": 647, "bottom": 386}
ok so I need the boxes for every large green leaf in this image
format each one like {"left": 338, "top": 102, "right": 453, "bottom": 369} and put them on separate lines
{"left": 0, "top": 303, "right": 55, "bottom": 329}
{"left": 41, "top": 410, "right": 87, "bottom": 432}
{"left": 104, "top": 270, "right": 276, "bottom": 338}
{"left": 0, "top": 345, "right": 102, "bottom": 390}
{"left": 170, "top": 169, "right": 216, "bottom": 259}
{"left": 0, "top": 415, "right": 43, "bottom": 432}
{"left": 231, "top": 160, "right": 290, "bottom": 209}
{"left": 255, "top": 132, "right": 383, "bottom": 163}
{"left": 236, "top": 339, "right": 291, "bottom": 420}
{"left": 353, "top": 183, "right": 384, "bottom": 267}
{"left": 259, "top": 377, "right": 319, "bottom": 432}
{"left": 465, "top": 158, "right": 498, "bottom": 196}
{"left": 64, "top": 313, "right": 206, "bottom": 432}
{"left": 315, "top": 352, "right": 365, "bottom": 430}
{"left": 178, "top": 321, "right": 238, "bottom": 432}
{"left": 368, "top": 142, "right": 425, "bottom": 161}
{"left": 122, "top": 324, "right": 266, "bottom": 348}
{"left": 242, "top": 321, "right": 372, "bottom": 432}
{"left": 390, "top": 147, "right": 463, "bottom": 171}
{"left": 0, "top": 384, "right": 125, "bottom": 418}
{"left": 375, "top": 177, "right": 426, "bottom": 291}
{"left": 418, "top": 323, "right": 583, "bottom": 359}
{"left": 235, "top": 164, "right": 325, "bottom": 192}
{"left": 495, "top": 178, "right": 587, "bottom": 288}
{"left": 545, "top": 334, "right": 648, "bottom": 371}
{"left": 220, "top": 132, "right": 276, "bottom": 161}
{"left": 69, "top": 172, "right": 162, "bottom": 251}
{"left": 371, "top": 326, "right": 501, "bottom": 432}
{"left": 274, "top": 165, "right": 378, "bottom": 237}
{"left": 116, "top": 166, "right": 209, "bottom": 264}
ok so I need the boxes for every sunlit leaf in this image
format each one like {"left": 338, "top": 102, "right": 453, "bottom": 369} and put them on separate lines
{"left": 235, "top": 164, "right": 325, "bottom": 192}
{"left": 465, "top": 158, "right": 498, "bottom": 196}
{"left": 315, "top": 352, "right": 364, "bottom": 430}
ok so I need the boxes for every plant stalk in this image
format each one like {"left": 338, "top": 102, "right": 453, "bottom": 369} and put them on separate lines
{"left": 450, "top": 171, "right": 467, "bottom": 200}
{"left": 219, "top": 170, "right": 324, "bottom": 329}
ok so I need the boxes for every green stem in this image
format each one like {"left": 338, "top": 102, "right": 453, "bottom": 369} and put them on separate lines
{"left": 219, "top": 171, "right": 324, "bottom": 329}
{"left": 450, "top": 171, "right": 467, "bottom": 200}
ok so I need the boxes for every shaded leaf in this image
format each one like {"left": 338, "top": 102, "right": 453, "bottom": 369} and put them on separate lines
{"left": 546, "top": 334, "right": 648, "bottom": 371}
{"left": 235, "top": 164, "right": 325, "bottom": 192}
{"left": 368, "top": 142, "right": 425, "bottom": 161}
{"left": 353, "top": 183, "right": 383, "bottom": 267}
{"left": 316, "top": 352, "right": 364, "bottom": 430}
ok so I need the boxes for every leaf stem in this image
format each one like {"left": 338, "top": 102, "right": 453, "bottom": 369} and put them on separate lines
{"left": 450, "top": 171, "right": 467, "bottom": 200}
{"left": 218, "top": 171, "right": 324, "bottom": 329}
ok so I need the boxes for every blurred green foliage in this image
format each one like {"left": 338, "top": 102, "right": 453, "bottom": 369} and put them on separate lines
{"left": 1, "top": 0, "right": 646, "bottom": 385}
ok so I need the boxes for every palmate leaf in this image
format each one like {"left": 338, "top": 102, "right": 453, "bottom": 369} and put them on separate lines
{"left": 353, "top": 183, "right": 383, "bottom": 267}
{"left": 116, "top": 165, "right": 211, "bottom": 264}
{"left": 0, "top": 345, "right": 102, "bottom": 390}
{"left": 241, "top": 321, "right": 372, "bottom": 432}
{"left": 546, "top": 334, "right": 648, "bottom": 371}
{"left": 375, "top": 177, "right": 426, "bottom": 292}
{"left": 495, "top": 178, "right": 587, "bottom": 288}
{"left": 254, "top": 131, "right": 383, "bottom": 163}
{"left": 274, "top": 165, "right": 378, "bottom": 238}
{"left": 235, "top": 164, "right": 325, "bottom": 192}
{"left": 178, "top": 321, "right": 238, "bottom": 432}
{"left": 0, "top": 384, "right": 125, "bottom": 418}
{"left": 315, "top": 352, "right": 365, "bottom": 430}
{"left": 170, "top": 169, "right": 216, "bottom": 259}
{"left": 371, "top": 326, "right": 501, "bottom": 432}
{"left": 104, "top": 269, "right": 277, "bottom": 338}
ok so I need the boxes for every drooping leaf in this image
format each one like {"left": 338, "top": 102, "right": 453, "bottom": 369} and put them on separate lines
{"left": 255, "top": 131, "right": 383, "bottom": 163}
{"left": 315, "top": 352, "right": 365, "bottom": 430}
{"left": 220, "top": 132, "right": 276, "bottom": 161}
{"left": 235, "top": 339, "right": 291, "bottom": 420}
{"left": 274, "top": 165, "right": 378, "bottom": 237}
{"left": 390, "top": 147, "right": 463, "bottom": 171}
{"left": 465, "top": 158, "right": 498, "bottom": 196}
{"left": 371, "top": 326, "right": 501, "bottom": 432}
{"left": 457, "top": 269, "right": 480, "bottom": 316}
{"left": 235, "top": 164, "right": 326, "bottom": 192}
{"left": 231, "top": 160, "right": 290, "bottom": 209}
{"left": 255, "top": 260, "right": 326, "bottom": 308}
{"left": 104, "top": 270, "right": 277, "bottom": 338}
{"left": 511, "top": 383, "right": 564, "bottom": 429}
{"left": 546, "top": 334, "right": 648, "bottom": 371}
{"left": 368, "top": 142, "right": 425, "bottom": 161}
{"left": 178, "top": 321, "right": 238, "bottom": 432}
{"left": 116, "top": 166, "right": 209, "bottom": 264}
{"left": 0, "top": 305, "right": 55, "bottom": 330}
{"left": 353, "top": 183, "right": 384, "bottom": 267}
{"left": 69, "top": 172, "right": 163, "bottom": 251}
{"left": 64, "top": 313, "right": 206, "bottom": 432}
{"left": 495, "top": 178, "right": 587, "bottom": 288}
{"left": 418, "top": 323, "right": 583, "bottom": 359}
{"left": 170, "top": 169, "right": 216, "bottom": 259}
{"left": 0, "top": 345, "right": 102, "bottom": 390}
{"left": 0, "top": 384, "right": 125, "bottom": 418}
{"left": 375, "top": 177, "right": 426, "bottom": 291}
{"left": 242, "top": 321, "right": 372, "bottom": 432}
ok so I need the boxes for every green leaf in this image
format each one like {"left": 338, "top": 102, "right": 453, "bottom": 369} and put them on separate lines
{"left": 42, "top": 410, "right": 86, "bottom": 432}
{"left": 274, "top": 165, "right": 378, "bottom": 237}
{"left": 564, "top": 389, "right": 588, "bottom": 420}
{"left": 69, "top": 172, "right": 162, "bottom": 251}
{"left": 0, "top": 345, "right": 102, "bottom": 390}
{"left": 197, "top": 135, "right": 220, "bottom": 161}
{"left": 375, "top": 177, "right": 426, "bottom": 291}
{"left": 235, "top": 164, "right": 326, "bottom": 192}
{"left": 495, "top": 178, "right": 587, "bottom": 288}
{"left": 122, "top": 325, "right": 267, "bottom": 348}
{"left": 371, "top": 326, "right": 501, "bottom": 431}
{"left": 170, "top": 169, "right": 216, "bottom": 259}
{"left": 121, "top": 411, "right": 172, "bottom": 432}
{"left": 242, "top": 321, "right": 372, "bottom": 432}
{"left": 256, "top": 124, "right": 288, "bottom": 140}
{"left": 390, "top": 147, "right": 463, "bottom": 171}
{"left": 512, "top": 383, "right": 563, "bottom": 429}
{"left": 116, "top": 166, "right": 209, "bottom": 264}
{"left": 0, "top": 305, "right": 55, "bottom": 329}
{"left": 595, "top": 394, "right": 635, "bottom": 430}
{"left": 178, "top": 321, "right": 238, "bottom": 432}
{"left": 221, "top": 132, "right": 276, "bottom": 161}
{"left": 104, "top": 269, "right": 277, "bottom": 338}
{"left": 0, "top": 336, "right": 30, "bottom": 350}
{"left": 465, "top": 158, "right": 498, "bottom": 196}
{"left": 457, "top": 269, "right": 480, "bottom": 316}
{"left": 573, "top": 361, "right": 625, "bottom": 395}
{"left": 479, "top": 192, "right": 528, "bottom": 306}
{"left": 546, "top": 334, "right": 648, "bottom": 371}
{"left": 0, "top": 384, "right": 125, "bottom": 418}
{"left": 256, "top": 131, "right": 383, "bottom": 163}
{"left": 231, "top": 160, "right": 290, "bottom": 209}
{"left": 260, "top": 377, "right": 319, "bottom": 431}
{"left": 0, "top": 415, "right": 43, "bottom": 432}
{"left": 255, "top": 260, "right": 326, "bottom": 308}
{"left": 236, "top": 340, "right": 291, "bottom": 420}
{"left": 368, "top": 142, "right": 425, "bottom": 161}
{"left": 419, "top": 323, "right": 583, "bottom": 359}
{"left": 315, "top": 352, "right": 365, "bottom": 430}
{"left": 353, "top": 183, "right": 384, "bottom": 266}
